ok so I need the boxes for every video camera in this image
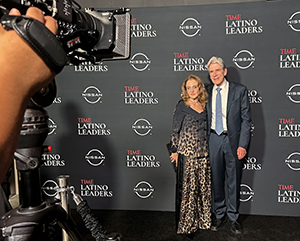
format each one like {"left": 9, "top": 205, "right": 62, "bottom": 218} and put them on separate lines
{"left": 0, "top": 0, "right": 131, "bottom": 65}
{"left": 0, "top": 0, "right": 131, "bottom": 107}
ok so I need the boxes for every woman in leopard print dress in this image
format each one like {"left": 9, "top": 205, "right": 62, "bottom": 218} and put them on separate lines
{"left": 170, "top": 75, "right": 212, "bottom": 237}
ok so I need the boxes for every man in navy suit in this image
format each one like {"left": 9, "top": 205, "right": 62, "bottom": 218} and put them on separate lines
{"left": 206, "top": 56, "right": 251, "bottom": 234}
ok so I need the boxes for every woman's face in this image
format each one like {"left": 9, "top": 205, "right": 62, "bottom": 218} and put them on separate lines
{"left": 186, "top": 79, "right": 200, "bottom": 100}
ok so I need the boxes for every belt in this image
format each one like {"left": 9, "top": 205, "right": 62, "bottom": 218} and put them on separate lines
{"left": 211, "top": 129, "right": 228, "bottom": 136}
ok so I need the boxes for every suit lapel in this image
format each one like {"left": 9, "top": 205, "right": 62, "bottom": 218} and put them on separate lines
{"left": 227, "top": 82, "right": 235, "bottom": 115}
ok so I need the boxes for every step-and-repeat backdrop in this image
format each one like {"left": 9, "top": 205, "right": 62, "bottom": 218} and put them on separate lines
{"left": 39, "top": 0, "right": 300, "bottom": 216}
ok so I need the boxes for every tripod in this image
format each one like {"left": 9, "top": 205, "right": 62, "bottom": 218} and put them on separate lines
{"left": 0, "top": 83, "right": 121, "bottom": 241}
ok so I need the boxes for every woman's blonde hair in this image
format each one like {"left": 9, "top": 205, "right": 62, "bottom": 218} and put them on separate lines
{"left": 181, "top": 75, "right": 208, "bottom": 108}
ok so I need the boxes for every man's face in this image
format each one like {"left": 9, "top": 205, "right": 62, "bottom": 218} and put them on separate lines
{"left": 208, "top": 63, "right": 227, "bottom": 87}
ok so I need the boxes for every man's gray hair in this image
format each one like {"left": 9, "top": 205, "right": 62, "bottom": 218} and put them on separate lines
{"left": 207, "top": 56, "right": 226, "bottom": 70}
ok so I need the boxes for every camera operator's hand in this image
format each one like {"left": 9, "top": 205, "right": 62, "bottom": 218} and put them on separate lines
{"left": 0, "top": 7, "right": 58, "bottom": 95}
{"left": 0, "top": 7, "right": 58, "bottom": 183}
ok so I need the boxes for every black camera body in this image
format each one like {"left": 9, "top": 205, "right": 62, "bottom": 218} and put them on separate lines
{"left": 0, "top": 0, "right": 131, "bottom": 65}
{"left": 0, "top": 0, "right": 131, "bottom": 107}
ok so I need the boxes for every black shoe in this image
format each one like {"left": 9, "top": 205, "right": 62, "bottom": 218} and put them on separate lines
{"left": 211, "top": 217, "right": 226, "bottom": 231}
{"left": 230, "top": 221, "right": 242, "bottom": 234}
{"left": 185, "top": 232, "right": 195, "bottom": 240}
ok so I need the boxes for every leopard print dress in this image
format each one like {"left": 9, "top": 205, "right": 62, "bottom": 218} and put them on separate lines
{"left": 171, "top": 100, "right": 212, "bottom": 234}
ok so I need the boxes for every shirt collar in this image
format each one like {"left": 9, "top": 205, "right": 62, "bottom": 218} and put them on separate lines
{"left": 213, "top": 78, "right": 228, "bottom": 91}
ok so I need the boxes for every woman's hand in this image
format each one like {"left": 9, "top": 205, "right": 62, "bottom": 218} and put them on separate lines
{"left": 170, "top": 153, "right": 179, "bottom": 167}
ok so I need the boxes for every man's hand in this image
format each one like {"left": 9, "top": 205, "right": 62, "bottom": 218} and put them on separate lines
{"left": 237, "top": 147, "right": 247, "bottom": 160}
{"left": 9, "top": 7, "right": 58, "bottom": 34}
{"left": 0, "top": 7, "right": 58, "bottom": 96}
{"left": 0, "top": 7, "right": 59, "bottom": 183}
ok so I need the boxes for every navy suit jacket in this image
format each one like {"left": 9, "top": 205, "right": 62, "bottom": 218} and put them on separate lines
{"left": 206, "top": 82, "right": 251, "bottom": 156}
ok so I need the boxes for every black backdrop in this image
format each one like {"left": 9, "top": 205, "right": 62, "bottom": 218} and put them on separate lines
{"left": 40, "top": 0, "right": 300, "bottom": 216}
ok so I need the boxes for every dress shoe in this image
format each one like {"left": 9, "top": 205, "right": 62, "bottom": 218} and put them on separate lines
{"left": 230, "top": 221, "right": 242, "bottom": 234}
{"left": 185, "top": 232, "right": 195, "bottom": 240}
{"left": 211, "top": 217, "right": 226, "bottom": 231}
